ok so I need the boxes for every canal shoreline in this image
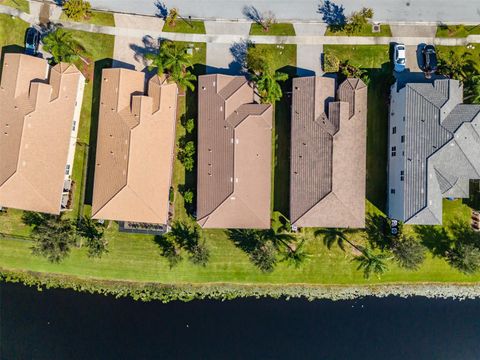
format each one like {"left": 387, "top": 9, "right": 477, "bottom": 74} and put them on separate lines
{"left": 3, "top": 268, "right": 480, "bottom": 302}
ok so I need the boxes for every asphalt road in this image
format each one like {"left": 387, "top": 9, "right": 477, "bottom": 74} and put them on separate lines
{"left": 89, "top": 0, "right": 480, "bottom": 23}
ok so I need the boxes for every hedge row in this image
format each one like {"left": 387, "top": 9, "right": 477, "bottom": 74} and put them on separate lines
{"left": 3, "top": 269, "right": 480, "bottom": 302}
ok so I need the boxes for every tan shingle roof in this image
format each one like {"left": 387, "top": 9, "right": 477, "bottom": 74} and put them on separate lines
{"left": 290, "top": 77, "right": 367, "bottom": 228}
{"left": 0, "top": 54, "right": 84, "bottom": 214}
{"left": 197, "top": 74, "right": 272, "bottom": 229}
{"left": 91, "top": 68, "right": 177, "bottom": 224}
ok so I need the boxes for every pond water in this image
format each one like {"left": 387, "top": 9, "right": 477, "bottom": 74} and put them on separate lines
{"left": 1, "top": 282, "right": 480, "bottom": 359}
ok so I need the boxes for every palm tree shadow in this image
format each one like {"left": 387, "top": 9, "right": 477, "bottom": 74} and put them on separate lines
{"left": 365, "top": 213, "right": 391, "bottom": 250}
{"left": 227, "top": 229, "right": 258, "bottom": 253}
{"left": 414, "top": 225, "right": 452, "bottom": 257}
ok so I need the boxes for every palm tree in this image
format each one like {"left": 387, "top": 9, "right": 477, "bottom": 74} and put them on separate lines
{"left": 465, "top": 75, "right": 480, "bottom": 104}
{"left": 146, "top": 41, "right": 196, "bottom": 90}
{"left": 314, "top": 228, "right": 360, "bottom": 252}
{"left": 145, "top": 51, "right": 168, "bottom": 76}
{"left": 42, "top": 28, "right": 85, "bottom": 64}
{"left": 281, "top": 238, "right": 310, "bottom": 268}
{"left": 251, "top": 68, "right": 288, "bottom": 104}
{"left": 163, "top": 42, "right": 193, "bottom": 75}
{"left": 353, "top": 247, "right": 389, "bottom": 279}
{"left": 438, "top": 50, "right": 475, "bottom": 82}
{"left": 170, "top": 69, "right": 196, "bottom": 91}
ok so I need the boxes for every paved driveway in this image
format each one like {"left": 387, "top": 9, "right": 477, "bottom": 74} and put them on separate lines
{"left": 113, "top": 13, "right": 163, "bottom": 70}
{"left": 294, "top": 23, "right": 326, "bottom": 76}
{"left": 205, "top": 21, "right": 250, "bottom": 74}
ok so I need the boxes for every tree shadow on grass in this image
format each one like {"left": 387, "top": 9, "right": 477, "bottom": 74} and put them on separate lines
{"left": 414, "top": 225, "right": 452, "bottom": 258}
{"left": 272, "top": 65, "right": 295, "bottom": 218}
{"left": 365, "top": 213, "right": 392, "bottom": 250}
{"left": 363, "top": 62, "right": 394, "bottom": 213}
{"left": 227, "top": 229, "right": 259, "bottom": 254}
{"left": 84, "top": 58, "right": 114, "bottom": 207}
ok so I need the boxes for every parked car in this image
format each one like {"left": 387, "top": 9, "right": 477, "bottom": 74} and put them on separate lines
{"left": 393, "top": 43, "right": 406, "bottom": 72}
{"left": 421, "top": 44, "right": 438, "bottom": 77}
{"left": 24, "top": 27, "right": 40, "bottom": 56}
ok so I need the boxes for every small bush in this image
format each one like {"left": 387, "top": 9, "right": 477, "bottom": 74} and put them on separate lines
{"left": 63, "top": 0, "right": 91, "bottom": 21}
{"left": 323, "top": 53, "right": 340, "bottom": 72}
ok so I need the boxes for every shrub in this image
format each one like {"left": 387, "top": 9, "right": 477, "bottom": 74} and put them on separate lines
{"left": 250, "top": 240, "right": 277, "bottom": 272}
{"left": 63, "top": 0, "right": 92, "bottom": 21}
{"left": 447, "top": 243, "right": 480, "bottom": 274}
{"left": 392, "top": 236, "right": 426, "bottom": 270}
{"left": 183, "top": 189, "right": 194, "bottom": 204}
{"left": 323, "top": 53, "right": 340, "bottom": 72}
{"left": 185, "top": 118, "right": 195, "bottom": 134}
{"left": 189, "top": 242, "right": 210, "bottom": 266}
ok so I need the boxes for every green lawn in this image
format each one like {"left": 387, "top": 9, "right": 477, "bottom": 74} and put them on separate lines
{"left": 1, "top": 0, "right": 29, "bottom": 13}
{"left": 436, "top": 44, "right": 480, "bottom": 68}
{"left": 250, "top": 23, "right": 295, "bottom": 36}
{"left": 0, "top": 14, "right": 28, "bottom": 50}
{"left": 2, "top": 199, "right": 480, "bottom": 284}
{"left": 436, "top": 24, "right": 480, "bottom": 38}
{"left": 326, "top": 24, "right": 392, "bottom": 37}
{"left": 60, "top": 10, "right": 115, "bottom": 27}
{"left": 163, "top": 20, "right": 205, "bottom": 34}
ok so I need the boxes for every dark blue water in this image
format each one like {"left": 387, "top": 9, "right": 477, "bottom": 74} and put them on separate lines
{"left": 1, "top": 283, "right": 480, "bottom": 360}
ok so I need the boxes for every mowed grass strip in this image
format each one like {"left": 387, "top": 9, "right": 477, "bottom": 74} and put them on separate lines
{"left": 325, "top": 24, "right": 392, "bottom": 37}
{"left": 60, "top": 10, "right": 115, "bottom": 27}
{"left": 163, "top": 20, "right": 206, "bottom": 34}
{"left": 250, "top": 23, "right": 296, "bottom": 36}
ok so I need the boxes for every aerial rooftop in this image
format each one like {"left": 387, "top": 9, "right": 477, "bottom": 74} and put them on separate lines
{"left": 290, "top": 77, "right": 367, "bottom": 228}
{"left": 388, "top": 79, "right": 480, "bottom": 224}
{"left": 91, "top": 68, "right": 177, "bottom": 224}
{"left": 0, "top": 53, "right": 84, "bottom": 214}
{"left": 197, "top": 74, "right": 272, "bottom": 229}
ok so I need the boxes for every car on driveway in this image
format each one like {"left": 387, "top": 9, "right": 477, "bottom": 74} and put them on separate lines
{"left": 393, "top": 43, "right": 406, "bottom": 72}
{"left": 421, "top": 44, "right": 438, "bottom": 77}
{"left": 24, "top": 27, "right": 40, "bottom": 56}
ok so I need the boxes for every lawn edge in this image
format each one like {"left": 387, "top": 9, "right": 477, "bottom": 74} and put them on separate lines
{"left": 3, "top": 268, "right": 480, "bottom": 303}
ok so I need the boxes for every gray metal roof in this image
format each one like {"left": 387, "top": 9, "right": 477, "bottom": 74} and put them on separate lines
{"left": 401, "top": 79, "right": 480, "bottom": 223}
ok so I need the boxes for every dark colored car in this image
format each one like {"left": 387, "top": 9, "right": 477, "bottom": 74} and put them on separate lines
{"left": 422, "top": 44, "right": 438, "bottom": 76}
{"left": 25, "top": 27, "right": 40, "bottom": 56}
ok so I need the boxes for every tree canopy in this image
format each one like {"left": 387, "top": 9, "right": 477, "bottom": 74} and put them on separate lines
{"left": 42, "top": 28, "right": 85, "bottom": 64}
{"left": 28, "top": 214, "right": 77, "bottom": 263}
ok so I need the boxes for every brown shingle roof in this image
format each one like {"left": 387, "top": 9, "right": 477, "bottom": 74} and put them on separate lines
{"left": 0, "top": 54, "right": 84, "bottom": 214}
{"left": 197, "top": 74, "right": 272, "bottom": 229}
{"left": 290, "top": 77, "right": 367, "bottom": 228}
{"left": 91, "top": 68, "right": 177, "bottom": 224}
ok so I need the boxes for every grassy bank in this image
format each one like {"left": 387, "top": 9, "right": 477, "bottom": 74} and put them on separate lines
{"left": 163, "top": 20, "right": 205, "bottom": 34}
